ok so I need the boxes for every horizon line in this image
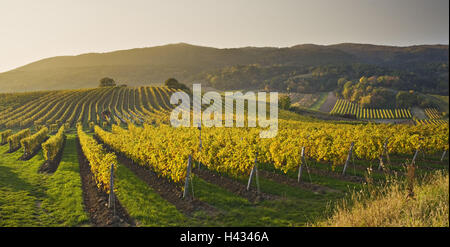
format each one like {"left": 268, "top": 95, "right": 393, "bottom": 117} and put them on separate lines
{"left": 1, "top": 41, "right": 448, "bottom": 73}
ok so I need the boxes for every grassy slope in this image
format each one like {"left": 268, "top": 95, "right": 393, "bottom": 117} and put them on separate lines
{"left": 309, "top": 92, "right": 328, "bottom": 111}
{"left": 0, "top": 134, "right": 88, "bottom": 226}
{"left": 315, "top": 170, "right": 449, "bottom": 227}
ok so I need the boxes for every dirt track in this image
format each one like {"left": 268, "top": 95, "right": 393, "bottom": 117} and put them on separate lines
{"left": 411, "top": 107, "right": 426, "bottom": 119}
{"left": 319, "top": 92, "right": 337, "bottom": 112}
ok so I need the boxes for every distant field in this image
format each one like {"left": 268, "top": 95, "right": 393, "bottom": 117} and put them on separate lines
{"left": 0, "top": 86, "right": 175, "bottom": 130}
{"left": 289, "top": 92, "right": 323, "bottom": 109}
{"left": 432, "top": 94, "right": 449, "bottom": 103}
{"left": 330, "top": 99, "right": 412, "bottom": 120}
{"left": 328, "top": 98, "right": 449, "bottom": 126}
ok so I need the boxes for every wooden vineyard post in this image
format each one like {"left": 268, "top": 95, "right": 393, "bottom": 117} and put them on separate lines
{"left": 183, "top": 155, "right": 192, "bottom": 199}
{"left": 342, "top": 142, "right": 354, "bottom": 176}
{"left": 441, "top": 150, "right": 447, "bottom": 162}
{"left": 247, "top": 155, "right": 260, "bottom": 194}
{"left": 411, "top": 148, "right": 420, "bottom": 166}
{"left": 108, "top": 164, "right": 115, "bottom": 216}
{"left": 298, "top": 147, "right": 305, "bottom": 182}
{"left": 198, "top": 125, "right": 202, "bottom": 170}
{"left": 247, "top": 164, "right": 256, "bottom": 191}
{"left": 378, "top": 139, "right": 389, "bottom": 171}
{"left": 378, "top": 155, "right": 384, "bottom": 171}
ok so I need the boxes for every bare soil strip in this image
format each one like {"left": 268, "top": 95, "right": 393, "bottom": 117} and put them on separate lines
{"left": 258, "top": 170, "right": 340, "bottom": 194}
{"left": 76, "top": 138, "right": 135, "bottom": 227}
{"left": 195, "top": 167, "right": 278, "bottom": 202}
{"left": 411, "top": 107, "right": 426, "bottom": 119}
{"left": 94, "top": 135, "right": 218, "bottom": 216}
{"left": 38, "top": 136, "right": 66, "bottom": 173}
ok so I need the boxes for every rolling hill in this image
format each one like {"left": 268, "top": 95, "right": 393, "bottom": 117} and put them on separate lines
{"left": 0, "top": 43, "right": 448, "bottom": 93}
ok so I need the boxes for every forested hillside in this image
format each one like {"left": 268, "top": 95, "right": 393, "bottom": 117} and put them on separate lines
{"left": 0, "top": 43, "right": 447, "bottom": 94}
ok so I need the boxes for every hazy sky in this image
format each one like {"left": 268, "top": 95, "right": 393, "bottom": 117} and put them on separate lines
{"left": 0, "top": 0, "right": 448, "bottom": 72}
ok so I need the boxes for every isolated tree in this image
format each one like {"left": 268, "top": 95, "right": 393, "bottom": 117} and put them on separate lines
{"left": 165, "top": 78, "right": 179, "bottom": 88}
{"left": 279, "top": 95, "right": 291, "bottom": 110}
{"left": 99, "top": 77, "right": 116, "bottom": 87}
{"left": 165, "top": 78, "right": 190, "bottom": 93}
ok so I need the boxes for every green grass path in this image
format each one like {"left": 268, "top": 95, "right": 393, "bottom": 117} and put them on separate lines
{"left": 0, "top": 134, "right": 88, "bottom": 226}
{"left": 114, "top": 163, "right": 190, "bottom": 226}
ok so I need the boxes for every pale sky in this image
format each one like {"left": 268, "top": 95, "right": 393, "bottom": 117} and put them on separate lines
{"left": 0, "top": 0, "right": 448, "bottom": 73}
